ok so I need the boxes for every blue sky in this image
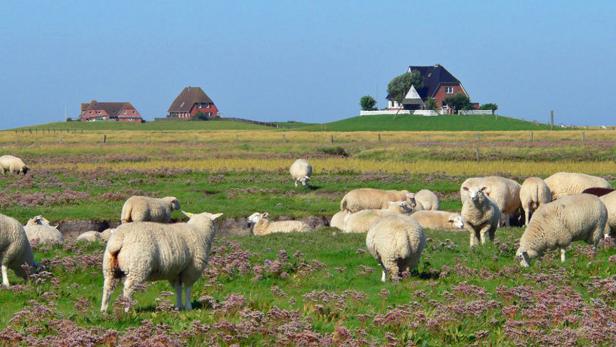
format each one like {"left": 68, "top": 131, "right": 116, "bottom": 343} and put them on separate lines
{"left": 1, "top": 0, "right": 615, "bottom": 128}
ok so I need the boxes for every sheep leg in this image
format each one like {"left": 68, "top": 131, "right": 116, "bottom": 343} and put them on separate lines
{"left": 524, "top": 208, "right": 530, "bottom": 226}
{"left": 479, "top": 225, "right": 493, "bottom": 245}
{"left": 1, "top": 265, "right": 9, "bottom": 287}
{"left": 294, "top": 180, "right": 298, "bottom": 187}
{"left": 100, "top": 276, "right": 116, "bottom": 312}
{"left": 468, "top": 228, "right": 480, "bottom": 247}
{"left": 560, "top": 248, "right": 566, "bottom": 262}
{"left": 184, "top": 286, "right": 192, "bottom": 310}
{"left": 121, "top": 276, "right": 141, "bottom": 312}
{"left": 383, "top": 258, "right": 400, "bottom": 282}
{"left": 381, "top": 270, "right": 387, "bottom": 283}
{"left": 174, "top": 282, "right": 183, "bottom": 310}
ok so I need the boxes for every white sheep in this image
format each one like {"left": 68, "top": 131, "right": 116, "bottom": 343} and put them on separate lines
{"left": 330, "top": 210, "right": 350, "bottom": 230}
{"left": 342, "top": 201, "right": 415, "bottom": 234}
{"left": 366, "top": 214, "right": 426, "bottom": 282}
{"left": 120, "top": 196, "right": 180, "bottom": 223}
{"left": 289, "top": 159, "right": 313, "bottom": 187}
{"left": 544, "top": 172, "right": 611, "bottom": 200}
{"left": 516, "top": 194, "right": 609, "bottom": 267}
{"left": 1, "top": 213, "right": 36, "bottom": 287}
{"left": 101, "top": 211, "right": 223, "bottom": 312}
{"left": 460, "top": 176, "right": 520, "bottom": 226}
{"left": 410, "top": 210, "right": 465, "bottom": 231}
{"left": 100, "top": 228, "right": 114, "bottom": 242}
{"left": 414, "top": 189, "right": 439, "bottom": 211}
{"left": 461, "top": 186, "right": 501, "bottom": 247}
{"left": 247, "top": 212, "right": 312, "bottom": 236}
{"left": 24, "top": 216, "right": 63, "bottom": 245}
{"left": 76, "top": 231, "right": 103, "bottom": 243}
{"left": 340, "top": 188, "right": 414, "bottom": 213}
{"left": 600, "top": 191, "right": 616, "bottom": 236}
{"left": 520, "top": 177, "right": 552, "bottom": 226}
{"left": 0, "top": 155, "right": 29, "bottom": 175}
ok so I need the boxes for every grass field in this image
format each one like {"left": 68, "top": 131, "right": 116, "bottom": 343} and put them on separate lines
{"left": 0, "top": 126, "right": 615, "bottom": 345}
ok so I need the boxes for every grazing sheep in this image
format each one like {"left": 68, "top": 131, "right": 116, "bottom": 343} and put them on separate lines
{"left": 366, "top": 214, "right": 426, "bottom": 282}
{"left": 600, "top": 191, "right": 616, "bottom": 236}
{"left": 24, "top": 216, "right": 63, "bottom": 245}
{"left": 247, "top": 212, "right": 311, "bottom": 236}
{"left": 516, "top": 194, "right": 609, "bottom": 267}
{"left": 120, "top": 196, "right": 180, "bottom": 223}
{"left": 330, "top": 210, "right": 350, "bottom": 230}
{"left": 1, "top": 214, "right": 36, "bottom": 287}
{"left": 410, "top": 210, "right": 465, "bottom": 231}
{"left": 101, "top": 211, "right": 223, "bottom": 312}
{"left": 414, "top": 189, "right": 439, "bottom": 211}
{"left": 460, "top": 176, "right": 520, "bottom": 226}
{"left": 289, "top": 159, "right": 313, "bottom": 187}
{"left": 544, "top": 172, "right": 611, "bottom": 200}
{"left": 340, "top": 188, "right": 414, "bottom": 213}
{"left": 461, "top": 186, "right": 501, "bottom": 247}
{"left": 520, "top": 177, "right": 552, "bottom": 226}
{"left": 0, "top": 155, "right": 29, "bottom": 175}
{"left": 343, "top": 201, "right": 415, "bottom": 234}
{"left": 582, "top": 187, "right": 615, "bottom": 197}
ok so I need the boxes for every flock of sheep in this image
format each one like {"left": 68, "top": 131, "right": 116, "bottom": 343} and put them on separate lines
{"left": 1, "top": 156, "right": 615, "bottom": 312}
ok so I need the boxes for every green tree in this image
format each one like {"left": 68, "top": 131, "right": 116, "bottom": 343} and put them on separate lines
{"left": 480, "top": 103, "right": 498, "bottom": 112}
{"left": 425, "top": 97, "right": 437, "bottom": 110}
{"left": 193, "top": 112, "right": 210, "bottom": 121}
{"left": 443, "top": 93, "right": 471, "bottom": 111}
{"left": 359, "top": 95, "right": 377, "bottom": 111}
{"left": 387, "top": 71, "right": 423, "bottom": 104}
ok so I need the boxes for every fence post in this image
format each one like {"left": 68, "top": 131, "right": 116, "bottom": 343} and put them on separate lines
{"left": 475, "top": 133, "right": 480, "bottom": 162}
{"left": 103, "top": 135, "right": 107, "bottom": 143}
{"left": 330, "top": 135, "right": 334, "bottom": 144}
{"left": 378, "top": 133, "right": 381, "bottom": 142}
{"left": 581, "top": 132, "right": 586, "bottom": 143}
{"left": 529, "top": 131, "right": 533, "bottom": 142}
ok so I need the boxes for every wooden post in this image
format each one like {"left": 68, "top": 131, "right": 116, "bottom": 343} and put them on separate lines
{"left": 530, "top": 131, "right": 533, "bottom": 142}
{"left": 103, "top": 135, "right": 107, "bottom": 143}
{"left": 378, "top": 133, "right": 381, "bottom": 142}
{"left": 550, "top": 110, "right": 554, "bottom": 130}
{"left": 331, "top": 135, "right": 334, "bottom": 144}
{"left": 581, "top": 132, "right": 586, "bottom": 143}
{"left": 475, "top": 133, "right": 480, "bottom": 162}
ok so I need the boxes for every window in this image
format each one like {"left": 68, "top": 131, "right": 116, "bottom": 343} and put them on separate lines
{"left": 446, "top": 86, "right": 454, "bottom": 94}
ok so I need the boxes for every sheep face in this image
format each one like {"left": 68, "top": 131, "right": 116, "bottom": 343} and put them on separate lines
{"left": 28, "top": 215, "right": 50, "bottom": 226}
{"left": 515, "top": 248, "right": 535, "bottom": 267}
{"left": 167, "top": 197, "right": 181, "bottom": 211}
{"left": 21, "top": 166, "right": 29, "bottom": 175}
{"left": 463, "top": 186, "right": 488, "bottom": 204}
{"left": 388, "top": 201, "right": 414, "bottom": 214}
{"left": 449, "top": 215, "right": 465, "bottom": 229}
{"left": 247, "top": 212, "right": 268, "bottom": 226}
{"left": 298, "top": 176, "right": 310, "bottom": 186}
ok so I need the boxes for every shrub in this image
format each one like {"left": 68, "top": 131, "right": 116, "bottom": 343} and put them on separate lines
{"left": 360, "top": 96, "right": 377, "bottom": 111}
{"left": 317, "top": 146, "right": 349, "bottom": 157}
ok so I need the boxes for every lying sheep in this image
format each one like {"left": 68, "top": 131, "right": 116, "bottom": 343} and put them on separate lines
{"left": 343, "top": 201, "right": 414, "bottom": 233}
{"left": 289, "top": 159, "right": 313, "bottom": 187}
{"left": 410, "top": 210, "right": 464, "bottom": 231}
{"left": 24, "top": 216, "right": 63, "bottom": 245}
{"left": 100, "top": 228, "right": 114, "bottom": 242}
{"left": 600, "top": 191, "right": 616, "bottom": 236}
{"left": 460, "top": 176, "right": 520, "bottom": 226}
{"left": 366, "top": 214, "right": 426, "bottom": 282}
{"left": 247, "top": 212, "right": 311, "bottom": 236}
{"left": 101, "top": 211, "right": 223, "bottom": 312}
{"left": 414, "top": 189, "right": 439, "bottom": 211}
{"left": 520, "top": 177, "right": 552, "bottom": 226}
{"left": 516, "top": 194, "right": 609, "bottom": 267}
{"left": 120, "top": 196, "right": 180, "bottom": 223}
{"left": 0, "top": 155, "right": 29, "bottom": 175}
{"left": 340, "top": 188, "right": 414, "bottom": 213}
{"left": 544, "top": 172, "right": 611, "bottom": 200}
{"left": 461, "top": 186, "right": 501, "bottom": 247}
{"left": 1, "top": 213, "right": 36, "bottom": 287}
{"left": 330, "top": 210, "right": 350, "bottom": 230}
{"left": 76, "top": 231, "right": 103, "bottom": 243}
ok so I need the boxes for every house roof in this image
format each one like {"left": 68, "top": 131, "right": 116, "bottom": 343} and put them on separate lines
{"left": 81, "top": 100, "right": 137, "bottom": 116}
{"left": 402, "top": 85, "right": 423, "bottom": 105}
{"left": 168, "top": 86, "right": 214, "bottom": 113}
{"left": 407, "top": 64, "right": 462, "bottom": 99}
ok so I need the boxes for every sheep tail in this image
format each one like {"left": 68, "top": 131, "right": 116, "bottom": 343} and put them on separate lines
{"left": 105, "top": 234, "right": 125, "bottom": 278}
{"left": 120, "top": 203, "right": 131, "bottom": 224}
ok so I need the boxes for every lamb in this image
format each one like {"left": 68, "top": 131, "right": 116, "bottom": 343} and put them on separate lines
{"left": 24, "top": 216, "right": 63, "bottom": 245}
{"left": 544, "top": 172, "right": 611, "bottom": 200}
{"left": 289, "top": 159, "right": 313, "bottom": 187}
{"left": 414, "top": 189, "right": 439, "bottom": 211}
{"left": 101, "top": 211, "right": 223, "bottom": 312}
{"left": 247, "top": 212, "right": 312, "bottom": 236}
{"left": 340, "top": 188, "right": 415, "bottom": 213}
{"left": 516, "top": 194, "right": 609, "bottom": 267}
{"left": 342, "top": 201, "right": 415, "bottom": 234}
{"left": 460, "top": 176, "right": 520, "bottom": 226}
{"left": 0, "top": 155, "right": 29, "bottom": 175}
{"left": 519, "top": 177, "right": 552, "bottom": 226}
{"left": 329, "top": 210, "right": 350, "bottom": 230}
{"left": 1, "top": 213, "right": 36, "bottom": 287}
{"left": 461, "top": 186, "right": 501, "bottom": 247}
{"left": 366, "top": 214, "right": 426, "bottom": 282}
{"left": 410, "top": 210, "right": 465, "bottom": 231}
{"left": 120, "top": 196, "right": 180, "bottom": 223}
{"left": 599, "top": 191, "right": 616, "bottom": 236}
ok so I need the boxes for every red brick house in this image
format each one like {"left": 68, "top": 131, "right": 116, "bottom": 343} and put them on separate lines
{"left": 387, "top": 64, "right": 474, "bottom": 112}
{"left": 79, "top": 100, "right": 143, "bottom": 122}
{"left": 167, "top": 86, "right": 219, "bottom": 120}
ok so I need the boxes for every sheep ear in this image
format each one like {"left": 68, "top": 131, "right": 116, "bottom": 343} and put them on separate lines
{"left": 462, "top": 186, "right": 469, "bottom": 191}
{"left": 210, "top": 213, "right": 223, "bottom": 220}
{"left": 182, "top": 211, "right": 194, "bottom": 218}
{"left": 480, "top": 186, "right": 487, "bottom": 192}
{"left": 263, "top": 212, "right": 269, "bottom": 218}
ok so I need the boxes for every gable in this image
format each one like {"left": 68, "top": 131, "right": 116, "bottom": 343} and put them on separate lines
{"left": 168, "top": 86, "right": 214, "bottom": 113}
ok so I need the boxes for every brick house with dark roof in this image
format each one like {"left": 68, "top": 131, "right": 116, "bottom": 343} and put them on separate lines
{"left": 79, "top": 100, "right": 143, "bottom": 122}
{"left": 167, "top": 86, "right": 219, "bottom": 120}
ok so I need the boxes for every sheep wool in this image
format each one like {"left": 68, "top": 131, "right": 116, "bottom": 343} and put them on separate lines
{"left": 516, "top": 194, "right": 609, "bottom": 267}
{"left": 120, "top": 196, "right": 180, "bottom": 223}
{"left": 101, "top": 211, "right": 223, "bottom": 312}
{"left": 461, "top": 186, "right": 501, "bottom": 247}
{"left": 76, "top": 231, "right": 103, "bottom": 243}
{"left": 600, "top": 191, "right": 616, "bottom": 236}
{"left": 410, "top": 210, "right": 464, "bottom": 231}
{"left": 460, "top": 176, "right": 520, "bottom": 226}
{"left": 366, "top": 214, "right": 425, "bottom": 282}
{"left": 0, "top": 155, "right": 29, "bottom": 175}
{"left": 340, "top": 188, "right": 414, "bottom": 213}
{"left": 24, "top": 225, "right": 64, "bottom": 245}
{"left": 519, "top": 177, "right": 552, "bottom": 226}
{"left": 289, "top": 159, "right": 313, "bottom": 187}
{"left": 330, "top": 210, "right": 350, "bottom": 230}
{"left": 544, "top": 172, "right": 611, "bottom": 200}
{"left": 414, "top": 189, "right": 439, "bottom": 211}
{"left": 343, "top": 201, "right": 414, "bottom": 234}
{"left": 248, "top": 212, "right": 312, "bottom": 236}
{"left": 0, "top": 213, "right": 35, "bottom": 287}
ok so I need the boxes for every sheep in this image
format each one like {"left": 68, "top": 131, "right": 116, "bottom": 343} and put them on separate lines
{"left": 460, "top": 176, "right": 520, "bottom": 226}
{"left": 329, "top": 210, "right": 350, "bottom": 230}
{"left": 582, "top": 187, "right": 615, "bottom": 197}
{"left": 519, "top": 177, "right": 552, "bottom": 226}
{"left": 24, "top": 216, "right": 63, "bottom": 245}
{"left": 0, "top": 155, "right": 29, "bottom": 175}
{"left": 289, "top": 159, "right": 313, "bottom": 187}
{"left": 414, "top": 189, "right": 439, "bottom": 211}
{"left": 1, "top": 213, "right": 35, "bottom": 287}
{"left": 101, "top": 211, "right": 223, "bottom": 312}
{"left": 340, "top": 188, "right": 415, "bottom": 213}
{"left": 410, "top": 210, "right": 465, "bottom": 231}
{"left": 76, "top": 231, "right": 103, "bottom": 243}
{"left": 366, "top": 214, "right": 426, "bottom": 282}
{"left": 343, "top": 201, "right": 415, "bottom": 234}
{"left": 100, "top": 228, "right": 114, "bottom": 242}
{"left": 516, "top": 194, "right": 609, "bottom": 267}
{"left": 461, "top": 186, "right": 501, "bottom": 247}
{"left": 544, "top": 172, "right": 611, "bottom": 200}
{"left": 600, "top": 191, "right": 616, "bottom": 236}
{"left": 120, "top": 196, "right": 180, "bottom": 223}
{"left": 247, "top": 212, "right": 312, "bottom": 236}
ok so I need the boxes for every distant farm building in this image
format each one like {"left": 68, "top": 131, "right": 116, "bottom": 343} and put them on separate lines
{"left": 167, "top": 86, "right": 219, "bottom": 120}
{"left": 79, "top": 100, "right": 143, "bottom": 122}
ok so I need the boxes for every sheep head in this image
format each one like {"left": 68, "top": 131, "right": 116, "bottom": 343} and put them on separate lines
{"left": 299, "top": 176, "right": 311, "bottom": 186}
{"left": 448, "top": 214, "right": 465, "bottom": 229}
{"left": 515, "top": 247, "right": 536, "bottom": 267}
{"left": 463, "top": 186, "right": 488, "bottom": 205}
{"left": 164, "top": 197, "right": 181, "bottom": 211}
{"left": 27, "top": 215, "right": 50, "bottom": 226}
